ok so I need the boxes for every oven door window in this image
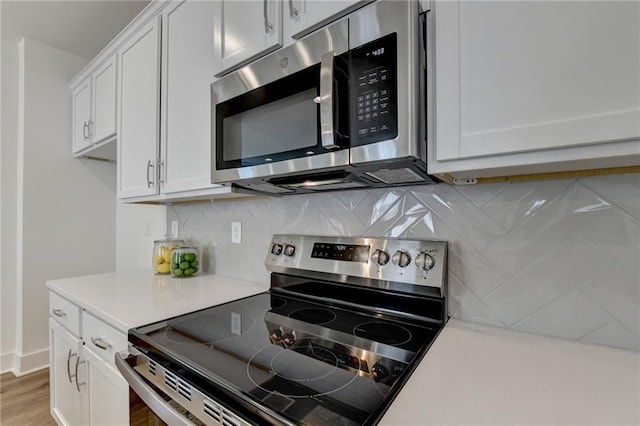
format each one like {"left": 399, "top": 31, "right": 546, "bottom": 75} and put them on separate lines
{"left": 216, "top": 63, "right": 347, "bottom": 170}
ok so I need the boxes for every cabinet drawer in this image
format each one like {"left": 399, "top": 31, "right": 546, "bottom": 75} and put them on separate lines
{"left": 82, "top": 312, "right": 127, "bottom": 370}
{"left": 49, "top": 292, "right": 81, "bottom": 337}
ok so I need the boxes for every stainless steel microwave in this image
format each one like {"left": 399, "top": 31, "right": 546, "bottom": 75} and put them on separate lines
{"left": 211, "top": 0, "right": 437, "bottom": 195}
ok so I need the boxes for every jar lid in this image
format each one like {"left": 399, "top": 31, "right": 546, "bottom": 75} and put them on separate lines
{"left": 153, "top": 238, "right": 185, "bottom": 243}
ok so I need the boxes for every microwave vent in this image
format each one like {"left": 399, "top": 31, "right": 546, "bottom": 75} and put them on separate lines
{"left": 365, "top": 168, "right": 425, "bottom": 184}
{"left": 237, "top": 183, "right": 295, "bottom": 194}
{"left": 304, "top": 181, "right": 367, "bottom": 191}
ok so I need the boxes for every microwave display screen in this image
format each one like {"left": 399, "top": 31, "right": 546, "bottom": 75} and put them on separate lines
{"left": 311, "top": 243, "right": 371, "bottom": 263}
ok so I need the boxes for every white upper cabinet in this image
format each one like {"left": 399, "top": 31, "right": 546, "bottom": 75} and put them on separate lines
{"left": 71, "top": 80, "right": 92, "bottom": 153}
{"left": 118, "top": 16, "right": 162, "bottom": 198}
{"left": 91, "top": 58, "right": 117, "bottom": 143}
{"left": 430, "top": 0, "right": 640, "bottom": 178}
{"left": 71, "top": 55, "right": 118, "bottom": 160}
{"left": 161, "top": 0, "right": 220, "bottom": 194}
{"left": 283, "top": 0, "right": 366, "bottom": 44}
{"left": 213, "top": 0, "right": 283, "bottom": 76}
{"left": 213, "top": 0, "right": 369, "bottom": 76}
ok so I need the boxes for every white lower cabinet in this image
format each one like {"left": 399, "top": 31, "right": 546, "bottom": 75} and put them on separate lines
{"left": 49, "top": 319, "right": 88, "bottom": 426}
{"left": 84, "top": 347, "right": 129, "bottom": 426}
{"left": 49, "top": 292, "right": 129, "bottom": 426}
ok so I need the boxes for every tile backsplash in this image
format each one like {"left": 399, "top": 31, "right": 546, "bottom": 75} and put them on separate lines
{"left": 168, "top": 174, "right": 640, "bottom": 351}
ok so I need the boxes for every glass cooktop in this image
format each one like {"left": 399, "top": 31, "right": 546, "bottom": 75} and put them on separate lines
{"left": 130, "top": 290, "right": 441, "bottom": 425}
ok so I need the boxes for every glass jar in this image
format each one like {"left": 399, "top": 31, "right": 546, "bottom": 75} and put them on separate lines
{"left": 171, "top": 246, "right": 199, "bottom": 278}
{"left": 152, "top": 239, "right": 184, "bottom": 275}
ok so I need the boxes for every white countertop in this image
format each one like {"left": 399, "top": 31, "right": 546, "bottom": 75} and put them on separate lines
{"left": 47, "top": 269, "right": 268, "bottom": 333}
{"left": 382, "top": 319, "right": 640, "bottom": 425}
{"left": 48, "top": 271, "right": 639, "bottom": 424}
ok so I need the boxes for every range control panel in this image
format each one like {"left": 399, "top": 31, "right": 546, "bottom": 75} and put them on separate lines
{"left": 265, "top": 234, "right": 447, "bottom": 292}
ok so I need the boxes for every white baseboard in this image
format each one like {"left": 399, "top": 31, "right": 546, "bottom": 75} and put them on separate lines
{"left": 8, "top": 348, "right": 49, "bottom": 376}
{"left": 0, "top": 352, "right": 15, "bottom": 374}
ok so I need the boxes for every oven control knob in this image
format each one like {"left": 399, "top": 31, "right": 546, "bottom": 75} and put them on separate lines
{"left": 392, "top": 251, "right": 411, "bottom": 268}
{"left": 372, "top": 249, "right": 390, "bottom": 266}
{"left": 415, "top": 252, "right": 435, "bottom": 271}
{"left": 271, "top": 244, "right": 283, "bottom": 255}
{"left": 284, "top": 244, "right": 296, "bottom": 257}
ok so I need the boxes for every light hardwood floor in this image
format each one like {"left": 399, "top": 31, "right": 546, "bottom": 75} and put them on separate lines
{"left": 0, "top": 368, "right": 56, "bottom": 425}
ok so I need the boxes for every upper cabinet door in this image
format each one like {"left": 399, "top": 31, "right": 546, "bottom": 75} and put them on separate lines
{"left": 161, "top": 0, "right": 220, "bottom": 194}
{"left": 213, "top": 0, "right": 282, "bottom": 76}
{"left": 118, "top": 16, "right": 162, "bottom": 198}
{"left": 72, "top": 80, "right": 92, "bottom": 153}
{"left": 91, "top": 56, "right": 117, "bottom": 144}
{"left": 431, "top": 1, "right": 640, "bottom": 175}
{"left": 283, "top": 0, "right": 365, "bottom": 44}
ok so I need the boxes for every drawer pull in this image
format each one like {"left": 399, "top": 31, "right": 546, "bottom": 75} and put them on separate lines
{"left": 53, "top": 308, "right": 67, "bottom": 318}
{"left": 91, "top": 337, "right": 112, "bottom": 350}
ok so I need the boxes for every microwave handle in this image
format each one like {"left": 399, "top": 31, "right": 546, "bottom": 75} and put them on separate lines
{"left": 317, "top": 51, "right": 339, "bottom": 149}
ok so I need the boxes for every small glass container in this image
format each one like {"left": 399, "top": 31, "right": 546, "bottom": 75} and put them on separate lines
{"left": 171, "top": 246, "right": 199, "bottom": 278}
{"left": 152, "top": 239, "right": 184, "bottom": 275}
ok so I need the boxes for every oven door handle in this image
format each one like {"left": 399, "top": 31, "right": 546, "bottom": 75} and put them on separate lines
{"left": 115, "top": 352, "right": 195, "bottom": 426}
{"left": 318, "top": 51, "right": 339, "bottom": 150}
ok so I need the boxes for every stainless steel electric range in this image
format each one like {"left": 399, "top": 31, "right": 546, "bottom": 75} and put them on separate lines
{"left": 116, "top": 235, "right": 448, "bottom": 426}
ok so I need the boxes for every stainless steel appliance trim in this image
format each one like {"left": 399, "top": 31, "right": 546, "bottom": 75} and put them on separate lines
{"left": 265, "top": 234, "right": 448, "bottom": 295}
{"left": 115, "top": 352, "right": 196, "bottom": 426}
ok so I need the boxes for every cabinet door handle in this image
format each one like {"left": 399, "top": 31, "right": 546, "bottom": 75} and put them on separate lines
{"left": 319, "top": 51, "right": 338, "bottom": 149}
{"left": 146, "top": 160, "right": 155, "bottom": 188}
{"left": 74, "top": 356, "right": 86, "bottom": 392}
{"left": 288, "top": 0, "right": 299, "bottom": 18}
{"left": 88, "top": 119, "right": 94, "bottom": 139}
{"left": 67, "top": 349, "right": 78, "bottom": 383}
{"left": 82, "top": 122, "right": 89, "bottom": 141}
{"left": 52, "top": 308, "right": 67, "bottom": 318}
{"left": 263, "top": 0, "right": 274, "bottom": 33}
{"left": 91, "top": 337, "right": 112, "bottom": 350}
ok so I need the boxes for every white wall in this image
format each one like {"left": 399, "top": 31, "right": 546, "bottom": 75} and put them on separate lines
{"left": 1, "top": 38, "right": 20, "bottom": 372}
{"left": 1, "top": 38, "right": 118, "bottom": 375}
{"left": 116, "top": 202, "right": 166, "bottom": 272}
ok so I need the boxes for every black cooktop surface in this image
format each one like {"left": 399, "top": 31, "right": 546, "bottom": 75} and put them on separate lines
{"left": 130, "top": 290, "right": 442, "bottom": 425}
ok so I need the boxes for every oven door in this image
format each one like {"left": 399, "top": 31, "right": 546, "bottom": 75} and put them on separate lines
{"left": 211, "top": 20, "right": 350, "bottom": 184}
{"left": 116, "top": 352, "right": 193, "bottom": 425}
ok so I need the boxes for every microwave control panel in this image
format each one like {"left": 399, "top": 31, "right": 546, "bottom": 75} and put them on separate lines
{"left": 351, "top": 33, "right": 398, "bottom": 146}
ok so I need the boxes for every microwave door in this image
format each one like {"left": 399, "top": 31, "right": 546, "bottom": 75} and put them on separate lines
{"left": 212, "top": 21, "right": 350, "bottom": 185}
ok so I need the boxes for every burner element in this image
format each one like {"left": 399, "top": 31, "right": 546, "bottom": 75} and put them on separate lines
{"left": 353, "top": 321, "right": 412, "bottom": 346}
{"left": 246, "top": 342, "right": 359, "bottom": 399}
{"left": 289, "top": 308, "right": 336, "bottom": 325}
{"left": 244, "top": 294, "right": 286, "bottom": 311}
